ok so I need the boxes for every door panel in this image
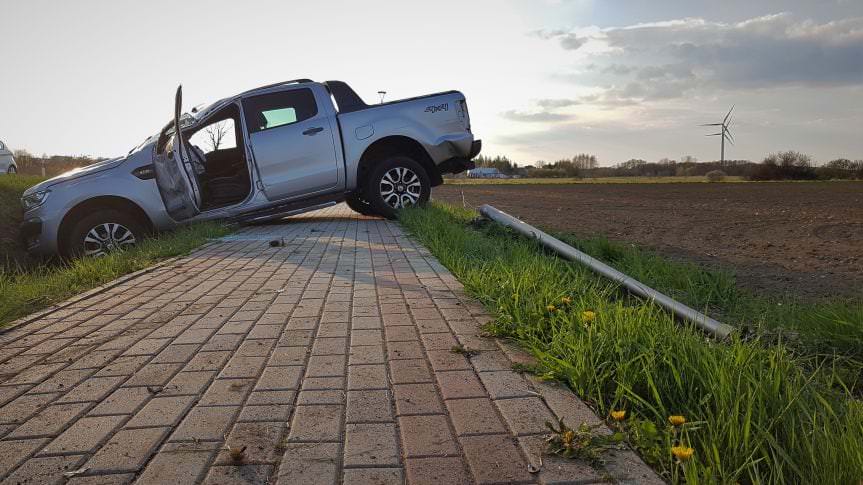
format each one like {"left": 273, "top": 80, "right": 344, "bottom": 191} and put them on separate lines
{"left": 243, "top": 88, "right": 341, "bottom": 201}
{"left": 153, "top": 86, "right": 202, "bottom": 221}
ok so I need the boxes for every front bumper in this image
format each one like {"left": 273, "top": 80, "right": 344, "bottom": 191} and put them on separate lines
{"left": 19, "top": 217, "right": 43, "bottom": 252}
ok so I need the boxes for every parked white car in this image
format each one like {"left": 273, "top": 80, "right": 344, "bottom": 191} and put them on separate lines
{"left": 0, "top": 140, "right": 16, "bottom": 174}
{"left": 20, "top": 79, "right": 480, "bottom": 257}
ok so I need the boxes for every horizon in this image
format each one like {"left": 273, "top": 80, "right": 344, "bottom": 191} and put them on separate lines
{"left": 2, "top": 0, "right": 862, "bottom": 164}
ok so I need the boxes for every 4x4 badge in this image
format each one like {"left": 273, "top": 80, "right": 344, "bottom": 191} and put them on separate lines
{"left": 424, "top": 103, "right": 448, "bottom": 113}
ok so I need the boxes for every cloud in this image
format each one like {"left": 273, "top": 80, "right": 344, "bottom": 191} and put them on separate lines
{"left": 535, "top": 98, "right": 582, "bottom": 109}
{"left": 538, "top": 13, "right": 863, "bottom": 103}
{"left": 500, "top": 110, "right": 574, "bottom": 122}
{"left": 531, "top": 29, "right": 588, "bottom": 50}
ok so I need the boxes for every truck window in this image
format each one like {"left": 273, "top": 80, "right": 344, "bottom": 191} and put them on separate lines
{"left": 243, "top": 89, "right": 318, "bottom": 133}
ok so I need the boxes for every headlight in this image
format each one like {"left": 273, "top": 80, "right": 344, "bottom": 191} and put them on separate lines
{"left": 21, "top": 189, "right": 51, "bottom": 210}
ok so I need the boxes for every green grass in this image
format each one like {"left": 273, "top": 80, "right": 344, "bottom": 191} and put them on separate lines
{"left": 445, "top": 176, "right": 746, "bottom": 185}
{"left": 0, "top": 222, "right": 230, "bottom": 327}
{"left": 400, "top": 203, "right": 863, "bottom": 484}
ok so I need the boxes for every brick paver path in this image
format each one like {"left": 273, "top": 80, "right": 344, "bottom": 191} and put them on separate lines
{"left": 0, "top": 205, "right": 661, "bottom": 484}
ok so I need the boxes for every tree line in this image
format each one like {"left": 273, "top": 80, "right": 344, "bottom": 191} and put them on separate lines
{"left": 472, "top": 152, "right": 863, "bottom": 181}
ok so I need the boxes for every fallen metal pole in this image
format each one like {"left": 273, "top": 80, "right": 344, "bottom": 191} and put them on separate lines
{"left": 479, "top": 205, "right": 735, "bottom": 339}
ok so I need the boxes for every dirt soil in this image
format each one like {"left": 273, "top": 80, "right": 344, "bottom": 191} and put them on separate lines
{"left": 434, "top": 181, "right": 863, "bottom": 299}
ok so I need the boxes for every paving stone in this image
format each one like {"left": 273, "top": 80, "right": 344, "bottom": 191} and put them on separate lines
{"left": 405, "top": 457, "right": 472, "bottom": 485}
{"left": 125, "top": 395, "right": 196, "bottom": 428}
{"left": 343, "top": 423, "right": 399, "bottom": 467}
{"left": 268, "top": 346, "right": 308, "bottom": 366}
{"left": 135, "top": 446, "right": 214, "bottom": 483}
{"left": 426, "top": 349, "right": 472, "bottom": 371}
{"left": 8, "top": 402, "right": 90, "bottom": 438}
{"left": 42, "top": 415, "right": 126, "bottom": 454}
{"left": 162, "top": 370, "right": 217, "bottom": 396}
{"left": 495, "top": 396, "right": 557, "bottom": 436}
{"left": 2, "top": 454, "right": 85, "bottom": 485}
{"left": 255, "top": 366, "right": 304, "bottom": 391}
{"left": 246, "top": 390, "right": 296, "bottom": 405}
{"left": 276, "top": 442, "right": 339, "bottom": 485}
{"left": 84, "top": 427, "right": 169, "bottom": 473}
{"left": 288, "top": 405, "right": 343, "bottom": 442}
{"left": 203, "top": 464, "right": 275, "bottom": 484}
{"left": 419, "top": 332, "right": 459, "bottom": 350}
{"left": 88, "top": 387, "right": 151, "bottom": 415}
{"left": 398, "top": 415, "right": 458, "bottom": 457}
{"left": 306, "top": 354, "right": 346, "bottom": 377}
{"left": 184, "top": 350, "right": 232, "bottom": 371}
{"left": 347, "top": 364, "right": 388, "bottom": 390}
{"left": 238, "top": 405, "right": 292, "bottom": 423}
{"left": 297, "top": 390, "right": 345, "bottom": 405}
{"left": 518, "top": 434, "right": 604, "bottom": 484}
{"left": 435, "top": 370, "right": 486, "bottom": 400}
{"left": 342, "top": 468, "right": 404, "bottom": 484}
{"left": 348, "top": 344, "right": 385, "bottom": 365}
{"left": 460, "top": 434, "right": 533, "bottom": 484}
{"left": 346, "top": 390, "right": 393, "bottom": 423}
{"left": 446, "top": 398, "right": 508, "bottom": 436}
{"left": 170, "top": 405, "right": 239, "bottom": 441}
{"left": 0, "top": 438, "right": 48, "bottom": 478}
{"left": 393, "top": 383, "right": 444, "bottom": 416}
{"left": 122, "top": 363, "right": 183, "bottom": 388}
{"left": 220, "top": 355, "right": 267, "bottom": 379}
{"left": 199, "top": 379, "right": 254, "bottom": 406}
{"left": 0, "top": 392, "right": 59, "bottom": 424}
{"left": 65, "top": 472, "right": 135, "bottom": 484}
{"left": 389, "top": 358, "right": 433, "bottom": 384}
{"left": 477, "top": 370, "right": 534, "bottom": 399}
{"left": 152, "top": 344, "right": 201, "bottom": 364}
{"left": 216, "top": 421, "right": 287, "bottom": 464}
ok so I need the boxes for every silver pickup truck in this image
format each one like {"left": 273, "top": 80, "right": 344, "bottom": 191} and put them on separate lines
{"left": 20, "top": 79, "right": 480, "bottom": 257}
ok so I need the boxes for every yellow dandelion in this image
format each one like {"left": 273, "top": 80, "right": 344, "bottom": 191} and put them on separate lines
{"left": 581, "top": 310, "right": 596, "bottom": 323}
{"left": 560, "top": 296, "right": 572, "bottom": 305}
{"left": 668, "top": 415, "right": 687, "bottom": 426}
{"left": 671, "top": 446, "right": 694, "bottom": 461}
{"left": 562, "top": 430, "right": 575, "bottom": 448}
{"left": 610, "top": 410, "right": 626, "bottom": 421}
{"left": 547, "top": 304, "right": 557, "bottom": 313}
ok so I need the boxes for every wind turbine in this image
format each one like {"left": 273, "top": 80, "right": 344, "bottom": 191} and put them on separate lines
{"left": 701, "top": 106, "right": 735, "bottom": 165}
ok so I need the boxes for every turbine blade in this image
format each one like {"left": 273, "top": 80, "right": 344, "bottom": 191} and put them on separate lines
{"left": 723, "top": 105, "right": 735, "bottom": 124}
{"left": 700, "top": 123, "right": 723, "bottom": 126}
{"left": 706, "top": 133, "right": 722, "bottom": 137}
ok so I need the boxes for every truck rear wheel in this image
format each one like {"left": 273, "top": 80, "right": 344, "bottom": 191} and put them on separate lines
{"left": 365, "top": 156, "right": 431, "bottom": 219}
{"left": 345, "top": 194, "right": 379, "bottom": 216}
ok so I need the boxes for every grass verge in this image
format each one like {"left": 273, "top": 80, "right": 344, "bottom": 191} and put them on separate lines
{"left": 0, "top": 222, "right": 230, "bottom": 327}
{"left": 400, "top": 202, "right": 863, "bottom": 484}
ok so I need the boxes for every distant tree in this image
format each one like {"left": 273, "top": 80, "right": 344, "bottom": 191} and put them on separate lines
{"left": 571, "top": 153, "right": 598, "bottom": 170}
{"left": 204, "top": 121, "right": 229, "bottom": 151}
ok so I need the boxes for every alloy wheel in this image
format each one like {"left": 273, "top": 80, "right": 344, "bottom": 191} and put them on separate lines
{"left": 379, "top": 167, "right": 422, "bottom": 209}
{"left": 83, "top": 223, "right": 137, "bottom": 257}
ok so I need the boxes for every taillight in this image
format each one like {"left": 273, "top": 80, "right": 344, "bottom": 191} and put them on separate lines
{"left": 458, "top": 99, "right": 471, "bottom": 132}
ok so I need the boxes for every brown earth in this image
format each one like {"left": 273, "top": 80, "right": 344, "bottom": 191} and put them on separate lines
{"left": 434, "top": 181, "right": 863, "bottom": 299}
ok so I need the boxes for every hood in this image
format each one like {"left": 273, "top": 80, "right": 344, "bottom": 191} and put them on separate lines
{"left": 39, "top": 157, "right": 128, "bottom": 189}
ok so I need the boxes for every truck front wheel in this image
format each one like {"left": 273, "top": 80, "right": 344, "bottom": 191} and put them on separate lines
{"left": 365, "top": 156, "right": 431, "bottom": 219}
{"left": 64, "top": 209, "right": 147, "bottom": 258}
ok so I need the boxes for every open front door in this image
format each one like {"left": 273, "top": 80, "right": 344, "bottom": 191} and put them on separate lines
{"left": 153, "top": 85, "right": 203, "bottom": 221}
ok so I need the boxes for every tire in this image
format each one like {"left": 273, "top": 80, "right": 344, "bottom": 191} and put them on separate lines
{"left": 6, "top": 165, "right": 16, "bottom": 175}
{"left": 345, "top": 194, "right": 379, "bottom": 216}
{"left": 365, "top": 156, "right": 431, "bottom": 219}
{"left": 64, "top": 209, "right": 147, "bottom": 258}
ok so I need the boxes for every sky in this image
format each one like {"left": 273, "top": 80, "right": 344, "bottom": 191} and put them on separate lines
{"left": 1, "top": 0, "right": 862, "bottom": 166}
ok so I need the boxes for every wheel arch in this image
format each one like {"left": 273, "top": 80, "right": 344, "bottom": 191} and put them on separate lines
{"left": 57, "top": 196, "right": 155, "bottom": 255}
{"left": 356, "top": 135, "right": 442, "bottom": 194}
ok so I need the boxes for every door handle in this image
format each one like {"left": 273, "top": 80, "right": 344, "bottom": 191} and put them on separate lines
{"left": 303, "top": 127, "right": 324, "bottom": 136}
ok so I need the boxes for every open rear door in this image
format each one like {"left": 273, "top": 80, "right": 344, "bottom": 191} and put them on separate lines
{"left": 153, "top": 85, "right": 203, "bottom": 221}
